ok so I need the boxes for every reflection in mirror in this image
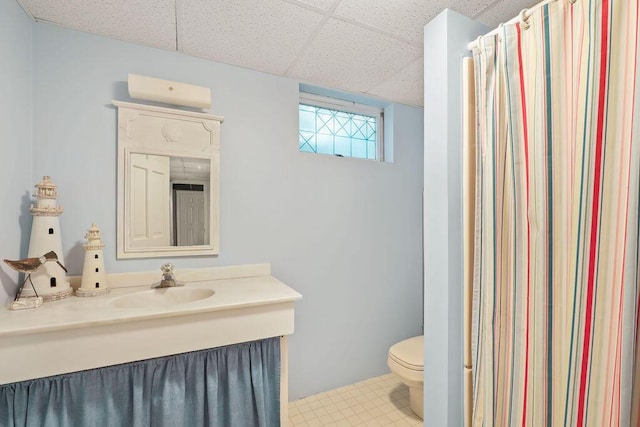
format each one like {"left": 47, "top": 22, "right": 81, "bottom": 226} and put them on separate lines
{"left": 115, "top": 101, "right": 223, "bottom": 259}
{"left": 171, "top": 156, "right": 210, "bottom": 246}
{"left": 129, "top": 154, "right": 210, "bottom": 248}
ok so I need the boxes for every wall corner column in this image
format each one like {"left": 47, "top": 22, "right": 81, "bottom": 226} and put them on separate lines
{"left": 423, "top": 9, "right": 487, "bottom": 426}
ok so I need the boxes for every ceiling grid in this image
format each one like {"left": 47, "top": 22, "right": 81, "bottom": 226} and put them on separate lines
{"left": 17, "top": 0, "right": 539, "bottom": 106}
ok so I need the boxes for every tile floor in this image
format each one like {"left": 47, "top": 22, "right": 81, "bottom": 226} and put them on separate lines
{"left": 288, "top": 373, "right": 422, "bottom": 426}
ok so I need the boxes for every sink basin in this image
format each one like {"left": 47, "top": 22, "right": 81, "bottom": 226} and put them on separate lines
{"left": 110, "top": 287, "right": 215, "bottom": 309}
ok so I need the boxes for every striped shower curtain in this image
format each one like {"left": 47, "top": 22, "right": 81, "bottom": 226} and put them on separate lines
{"left": 471, "top": 0, "right": 640, "bottom": 425}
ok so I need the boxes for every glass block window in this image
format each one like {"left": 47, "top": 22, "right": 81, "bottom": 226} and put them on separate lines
{"left": 299, "top": 93, "right": 383, "bottom": 160}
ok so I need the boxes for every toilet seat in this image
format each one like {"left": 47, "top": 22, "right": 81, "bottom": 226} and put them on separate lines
{"left": 388, "top": 335, "right": 423, "bottom": 371}
{"left": 387, "top": 335, "right": 423, "bottom": 387}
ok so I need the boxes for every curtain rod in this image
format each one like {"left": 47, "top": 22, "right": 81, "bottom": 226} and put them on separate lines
{"left": 467, "top": 0, "right": 567, "bottom": 50}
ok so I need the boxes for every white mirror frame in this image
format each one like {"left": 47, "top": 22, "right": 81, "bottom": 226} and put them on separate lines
{"left": 113, "top": 101, "right": 224, "bottom": 259}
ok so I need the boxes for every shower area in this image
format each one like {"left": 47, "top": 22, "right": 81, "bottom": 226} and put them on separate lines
{"left": 461, "top": 0, "right": 640, "bottom": 425}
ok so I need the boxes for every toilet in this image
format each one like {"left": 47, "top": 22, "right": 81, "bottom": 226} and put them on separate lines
{"left": 387, "top": 335, "right": 424, "bottom": 419}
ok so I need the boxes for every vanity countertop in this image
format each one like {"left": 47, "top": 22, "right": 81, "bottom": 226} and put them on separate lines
{"left": 0, "top": 274, "right": 301, "bottom": 337}
{"left": 0, "top": 264, "right": 302, "bottom": 384}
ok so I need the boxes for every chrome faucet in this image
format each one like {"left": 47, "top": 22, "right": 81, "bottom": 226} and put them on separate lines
{"left": 151, "top": 263, "right": 184, "bottom": 288}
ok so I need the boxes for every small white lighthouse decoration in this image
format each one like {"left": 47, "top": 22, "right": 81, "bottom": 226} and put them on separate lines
{"left": 76, "top": 223, "right": 109, "bottom": 297}
{"left": 22, "top": 176, "right": 72, "bottom": 301}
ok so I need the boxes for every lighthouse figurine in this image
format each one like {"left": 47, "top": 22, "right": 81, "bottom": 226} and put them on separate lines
{"left": 76, "top": 223, "right": 109, "bottom": 297}
{"left": 22, "top": 176, "right": 73, "bottom": 301}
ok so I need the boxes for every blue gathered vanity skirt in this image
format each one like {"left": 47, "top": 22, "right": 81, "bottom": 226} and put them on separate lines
{"left": 1, "top": 337, "right": 281, "bottom": 427}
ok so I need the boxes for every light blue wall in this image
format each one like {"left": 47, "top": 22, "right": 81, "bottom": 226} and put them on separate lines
{"left": 423, "top": 9, "right": 487, "bottom": 426}
{"left": 0, "top": 1, "right": 32, "bottom": 303}
{"left": 25, "top": 23, "right": 424, "bottom": 400}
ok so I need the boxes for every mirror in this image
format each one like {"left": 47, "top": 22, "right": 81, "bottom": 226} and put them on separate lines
{"left": 115, "top": 101, "right": 223, "bottom": 258}
{"left": 129, "top": 153, "right": 210, "bottom": 247}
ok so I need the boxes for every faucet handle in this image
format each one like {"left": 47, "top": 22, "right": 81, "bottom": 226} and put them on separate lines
{"left": 161, "top": 263, "right": 174, "bottom": 276}
{"left": 151, "top": 263, "right": 184, "bottom": 288}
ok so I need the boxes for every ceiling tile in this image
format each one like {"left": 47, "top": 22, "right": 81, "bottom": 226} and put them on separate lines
{"left": 333, "top": 0, "right": 495, "bottom": 44}
{"left": 473, "top": 0, "right": 541, "bottom": 29}
{"left": 179, "top": 0, "right": 325, "bottom": 75}
{"left": 450, "top": 0, "right": 502, "bottom": 23}
{"left": 367, "top": 58, "right": 424, "bottom": 107}
{"left": 286, "top": 0, "right": 337, "bottom": 11}
{"left": 19, "top": 0, "right": 176, "bottom": 50}
{"left": 288, "top": 18, "right": 421, "bottom": 94}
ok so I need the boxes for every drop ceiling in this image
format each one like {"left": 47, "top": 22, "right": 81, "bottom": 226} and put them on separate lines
{"left": 170, "top": 156, "right": 210, "bottom": 181}
{"left": 16, "top": 0, "right": 539, "bottom": 107}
